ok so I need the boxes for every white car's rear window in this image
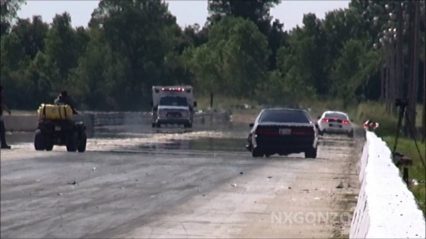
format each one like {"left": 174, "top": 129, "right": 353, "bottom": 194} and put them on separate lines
{"left": 324, "top": 113, "right": 348, "bottom": 120}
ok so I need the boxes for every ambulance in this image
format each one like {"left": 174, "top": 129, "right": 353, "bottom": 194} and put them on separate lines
{"left": 151, "top": 86, "right": 196, "bottom": 128}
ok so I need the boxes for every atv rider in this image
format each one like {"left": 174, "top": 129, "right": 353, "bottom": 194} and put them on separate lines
{"left": 54, "top": 90, "right": 78, "bottom": 114}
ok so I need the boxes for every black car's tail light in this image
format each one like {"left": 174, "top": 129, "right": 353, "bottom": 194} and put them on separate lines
{"left": 255, "top": 127, "right": 278, "bottom": 136}
{"left": 291, "top": 127, "right": 314, "bottom": 136}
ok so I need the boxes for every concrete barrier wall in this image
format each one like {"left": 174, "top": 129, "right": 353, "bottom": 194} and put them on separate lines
{"left": 3, "top": 115, "right": 38, "bottom": 132}
{"left": 3, "top": 111, "right": 230, "bottom": 134}
{"left": 89, "top": 111, "right": 230, "bottom": 127}
{"left": 350, "top": 132, "right": 425, "bottom": 238}
{"left": 3, "top": 114, "right": 95, "bottom": 137}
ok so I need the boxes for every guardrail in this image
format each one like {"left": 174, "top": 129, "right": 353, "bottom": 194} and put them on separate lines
{"left": 350, "top": 132, "right": 425, "bottom": 238}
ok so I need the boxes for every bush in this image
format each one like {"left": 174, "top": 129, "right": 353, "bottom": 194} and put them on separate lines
{"left": 354, "top": 102, "right": 398, "bottom": 136}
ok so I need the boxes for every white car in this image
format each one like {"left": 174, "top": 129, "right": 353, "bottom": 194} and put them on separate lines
{"left": 317, "top": 111, "right": 353, "bottom": 137}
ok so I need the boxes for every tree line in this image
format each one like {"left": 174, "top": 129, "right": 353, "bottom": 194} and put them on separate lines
{"left": 1, "top": 0, "right": 424, "bottom": 114}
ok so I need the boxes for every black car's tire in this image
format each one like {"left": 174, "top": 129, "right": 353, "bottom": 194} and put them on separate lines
{"left": 34, "top": 129, "right": 45, "bottom": 151}
{"left": 348, "top": 130, "right": 354, "bottom": 138}
{"left": 319, "top": 130, "right": 324, "bottom": 136}
{"left": 152, "top": 123, "right": 156, "bottom": 128}
{"left": 77, "top": 132, "right": 87, "bottom": 153}
{"left": 66, "top": 132, "right": 78, "bottom": 152}
{"left": 252, "top": 148, "right": 263, "bottom": 158}
{"left": 45, "top": 140, "right": 54, "bottom": 151}
{"left": 305, "top": 147, "right": 317, "bottom": 159}
{"left": 184, "top": 123, "right": 192, "bottom": 128}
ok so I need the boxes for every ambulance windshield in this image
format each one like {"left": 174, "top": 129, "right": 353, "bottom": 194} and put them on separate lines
{"left": 159, "top": 96, "right": 188, "bottom": 107}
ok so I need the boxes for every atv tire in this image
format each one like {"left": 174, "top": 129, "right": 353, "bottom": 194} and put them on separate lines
{"left": 34, "top": 129, "right": 45, "bottom": 151}
{"left": 77, "top": 132, "right": 87, "bottom": 153}
{"left": 66, "top": 132, "right": 78, "bottom": 152}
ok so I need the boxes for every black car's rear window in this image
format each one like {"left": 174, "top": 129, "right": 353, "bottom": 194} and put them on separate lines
{"left": 259, "top": 110, "right": 310, "bottom": 123}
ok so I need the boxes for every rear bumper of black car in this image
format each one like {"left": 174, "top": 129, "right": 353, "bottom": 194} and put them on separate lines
{"left": 253, "top": 136, "right": 316, "bottom": 154}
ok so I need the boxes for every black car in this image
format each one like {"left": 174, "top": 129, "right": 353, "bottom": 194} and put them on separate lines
{"left": 246, "top": 108, "right": 318, "bottom": 158}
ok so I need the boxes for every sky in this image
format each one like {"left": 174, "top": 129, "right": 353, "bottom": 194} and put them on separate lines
{"left": 18, "top": 0, "right": 350, "bottom": 31}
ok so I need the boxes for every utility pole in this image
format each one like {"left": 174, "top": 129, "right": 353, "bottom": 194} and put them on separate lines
{"left": 423, "top": 1, "right": 426, "bottom": 142}
{"left": 423, "top": 38, "right": 426, "bottom": 141}
{"left": 396, "top": 3, "right": 404, "bottom": 108}
{"left": 405, "top": 0, "right": 420, "bottom": 138}
{"left": 380, "top": 64, "right": 385, "bottom": 101}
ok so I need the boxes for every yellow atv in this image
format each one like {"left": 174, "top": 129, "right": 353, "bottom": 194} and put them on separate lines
{"left": 34, "top": 104, "right": 87, "bottom": 152}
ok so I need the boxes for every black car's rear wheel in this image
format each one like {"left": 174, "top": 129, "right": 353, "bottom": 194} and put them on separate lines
{"left": 252, "top": 148, "right": 263, "bottom": 158}
{"left": 348, "top": 130, "right": 354, "bottom": 138}
{"left": 305, "top": 147, "right": 317, "bottom": 159}
{"left": 34, "top": 129, "right": 45, "bottom": 151}
{"left": 45, "top": 140, "right": 54, "bottom": 151}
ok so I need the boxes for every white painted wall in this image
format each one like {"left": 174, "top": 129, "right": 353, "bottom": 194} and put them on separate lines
{"left": 350, "top": 132, "right": 425, "bottom": 238}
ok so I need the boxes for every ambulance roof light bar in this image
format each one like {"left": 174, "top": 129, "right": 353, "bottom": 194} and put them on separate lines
{"left": 161, "top": 87, "right": 186, "bottom": 92}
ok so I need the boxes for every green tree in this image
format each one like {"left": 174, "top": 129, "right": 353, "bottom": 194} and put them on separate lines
{"left": 186, "top": 17, "right": 269, "bottom": 98}
{"left": 11, "top": 16, "right": 49, "bottom": 59}
{"left": 330, "top": 39, "right": 380, "bottom": 107}
{"left": 208, "top": 0, "right": 284, "bottom": 70}
{"left": 68, "top": 29, "right": 107, "bottom": 109}
{"left": 0, "top": 0, "right": 24, "bottom": 36}
{"left": 69, "top": 28, "right": 124, "bottom": 110}
{"left": 5, "top": 16, "right": 51, "bottom": 107}
{"left": 275, "top": 14, "right": 326, "bottom": 99}
{"left": 267, "top": 19, "right": 287, "bottom": 69}
{"left": 0, "top": 30, "right": 30, "bottom": 108}
{"left": 90, "top": 0, "right": 181, "bottom": 109}
{"left": 275, "top": 38, "right": 317, "bottom": 103}
{"left": 299, "top": 13, "right": 328, "bottom": 95}
{"left": 25, "top": 51, "right": 56, "bottom": 106}
{"left": 208, "top": 0, "right": 280, "bottom": 33}
{"left": 43, "top": 12, "right": 81, "bottom": 90}
{"left": 0, "top": 30, "right": 24, "bottom": 72}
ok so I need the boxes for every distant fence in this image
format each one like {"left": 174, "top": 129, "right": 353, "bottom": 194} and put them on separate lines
{"left": 350, "top": 132, "right": 425, "bottom": 238}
